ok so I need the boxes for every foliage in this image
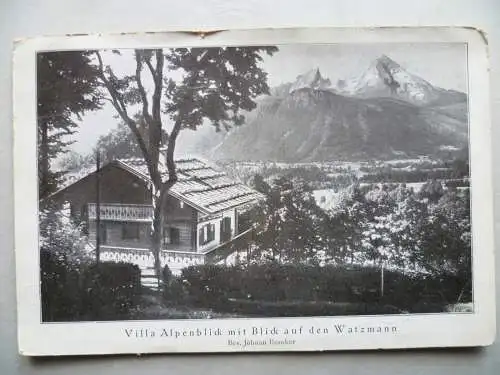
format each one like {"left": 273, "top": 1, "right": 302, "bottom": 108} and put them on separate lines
{"left": 40, "top": 203, "right": 141, "bottom": 321}
{"left": 162, "top": 264, "right": 173, "bottom": 286}
{"left": 359, "top": 155, "right": 469, "bottom": 185}
{"left": 94, "top": 121, "right": 145, "bottom": 163}
{"left": 240, "top": 170, "right": 472, "bottom": 306}
{"left": 179, "top": 264, "right": 462, "bottom": 314}
{"left": 57, "top": 150, "right": 90, "bottom": 172}
{"left": 40, "top": 252, "right": 142, "bottom": 322}
{"left": 251, "top": 176, "right": 327, "bottom": 264}
{"left": 39, "top": 202, "right": 91, "bottom": 264}
{"left": 416, "top": 190, "right": 471, "bottom": 287}
{"left": 40, "top": 250, "right": 84, "bottom": 321}
{"left": 80, "top": 262, "right": 142, "bottom": 320}
{"left": 321, "top": 185, "right": 374, "bottom": 264}
{"left": 37, "top": 51, "right": 102, "bottom": 198}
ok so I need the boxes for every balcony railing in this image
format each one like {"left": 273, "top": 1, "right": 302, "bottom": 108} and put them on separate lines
{"left": 99, "top": 246, "right": 205, "bottom": 273}
{"left": 88, "top": 203, "right": 153, "bottom": 222}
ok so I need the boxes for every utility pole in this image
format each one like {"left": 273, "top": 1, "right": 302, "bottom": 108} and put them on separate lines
{"left": 95, "top": 150, "right": 101, "bottom": 264}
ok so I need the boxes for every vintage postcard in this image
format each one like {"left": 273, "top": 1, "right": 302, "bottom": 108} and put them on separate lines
{"left": 13, "top": 27, "right": 495, "bottom": 356}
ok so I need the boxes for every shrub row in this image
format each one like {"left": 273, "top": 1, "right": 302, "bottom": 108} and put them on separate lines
{"left": 41, "top": 250, "right": 141, "bottom": 322}
{"left": 175, "top": 263, "right": 470, "bottom": 314}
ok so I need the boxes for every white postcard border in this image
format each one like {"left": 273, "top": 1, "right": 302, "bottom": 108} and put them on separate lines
{"left": 13, "top": 27, "right": 495, "bottom": 356}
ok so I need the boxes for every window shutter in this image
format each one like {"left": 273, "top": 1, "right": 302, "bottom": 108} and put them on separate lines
{"left": 199, "top": 228, "right": 204, "bottom": 245}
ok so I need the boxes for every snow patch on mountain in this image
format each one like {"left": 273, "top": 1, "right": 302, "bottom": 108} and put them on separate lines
{"left": 333, "top": 55, "right": 465, "bottom": 106}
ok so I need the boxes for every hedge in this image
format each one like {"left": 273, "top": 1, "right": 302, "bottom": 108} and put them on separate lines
{"left": 40, "top": 250, "right": 142, "bottom": 321}
{"left": 40, "top": 250, "right": 83, "bottom": 321}
{"left": 178, "top": 263, "right": 470, "bottom": 314}
{"left": 80, "top": 262, "right": 142, "bottom": 320}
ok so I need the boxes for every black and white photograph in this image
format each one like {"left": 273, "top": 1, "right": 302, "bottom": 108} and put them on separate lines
{"left": 13, "top": 28, "right": 495, "bottom": 355}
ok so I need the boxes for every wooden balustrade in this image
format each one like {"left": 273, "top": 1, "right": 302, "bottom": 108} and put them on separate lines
{"left": 88, "top": 203, "right": 153, "bottom": 222}
{"left": 99, "top": 246, "right": 205, "bottom": 271}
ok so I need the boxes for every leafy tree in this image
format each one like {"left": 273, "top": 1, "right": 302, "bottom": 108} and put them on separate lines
{"left": 57, "top": 150, "right": 89, "bottom": 173}
{"left": 253, "top": 177, "right": 325, "bottom": 264}
{"left": 388, "top": 189, "right": 428, "bottom": 272}
{"left": 38, "top": 51, "right": 102, "bottom": 198}
{"left": 415, "top": 189, "right": 472, "bottom": 303}
{"left": 58, "top": 118, "right": 148, "bottom": 173}
{"left": 39, "top": 201, "right": 92, "bottom": 265}
{"left": 419, "top": 179, "right": 445, "bottom": 203}
{"left": 94, "top": 120, "right": 145, "bottom": 163}
{"left": 323, "top": 185, "right": 374, "bottom": 265}
{"left": 94, "top": 47, "right": 278, "bottom": 282}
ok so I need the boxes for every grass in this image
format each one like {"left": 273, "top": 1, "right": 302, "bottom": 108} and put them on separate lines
{"left": 129, "top": 289, "right": 404, "bottom": 319}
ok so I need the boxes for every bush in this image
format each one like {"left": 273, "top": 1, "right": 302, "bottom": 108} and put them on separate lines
{"left": 162, "top": 264, "right": 186, "bottom": 303}
{"left": 40, "top": 250, "right": 83, "bottom": 321}
{"left": 162, "top": 264, "right": 173, "bottom": 286}
{"left": 80, "top": 262, "right": 141, "bottom": 320}
{"left": 40, "top": 251, "right": 142, "bottom": 321}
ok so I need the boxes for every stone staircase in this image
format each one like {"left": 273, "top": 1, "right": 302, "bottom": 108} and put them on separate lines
{"left": 141, "top": 267, "right": 160, "bottom": 289}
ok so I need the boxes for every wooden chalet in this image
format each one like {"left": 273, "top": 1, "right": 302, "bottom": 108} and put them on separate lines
{"left": 47, "top": 157, "right": 264, "bottom": 283}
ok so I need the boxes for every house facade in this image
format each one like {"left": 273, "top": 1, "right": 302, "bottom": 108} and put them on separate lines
{"left": 47, "top": 157, "right": 263, "bottom": 283}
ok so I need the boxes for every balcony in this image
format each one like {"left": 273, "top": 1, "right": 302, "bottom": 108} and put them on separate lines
{"left": 88, "top": 203, "right": 153, "bottom": 222}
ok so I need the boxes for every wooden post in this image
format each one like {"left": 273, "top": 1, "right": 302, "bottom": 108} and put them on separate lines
{"left": 95, "top": 150, "right": 101, "bottom": 264}
{"left": 380, "top": 261, "right": 384, "bottom": 298}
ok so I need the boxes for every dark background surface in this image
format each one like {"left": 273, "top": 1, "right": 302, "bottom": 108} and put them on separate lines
{"left": 1, "top": 1, "right": 499, "bottom": 374}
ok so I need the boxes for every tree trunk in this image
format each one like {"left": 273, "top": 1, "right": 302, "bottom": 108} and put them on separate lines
{"left": 151, "top": 187, "right": 165, "bottom": 288}
{"left": 39, "top": 122, "right": 50, "bottom": 199}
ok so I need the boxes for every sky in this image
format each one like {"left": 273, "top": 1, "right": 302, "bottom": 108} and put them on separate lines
{"left": 66, "top": 42, "right": 467, "bottom": 156}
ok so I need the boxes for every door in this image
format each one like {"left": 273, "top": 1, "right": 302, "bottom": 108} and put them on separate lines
{"left": 220, "top": 217, "right": 232, "bottom": 242}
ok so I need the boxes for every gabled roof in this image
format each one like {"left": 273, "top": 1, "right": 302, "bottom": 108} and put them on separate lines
{"left": 58, "top": 157, "right": 264, "bottom": 215}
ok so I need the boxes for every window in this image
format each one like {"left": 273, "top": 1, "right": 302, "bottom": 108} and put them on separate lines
{"left": 163, "top": 226, "right": 181, "bottom": 246}
{"left": 169, "top": 227, "right": 180, "bottom": 245}
{"left": 122, "top": 223, "right": 140, "bottom": 240}
{"left": 199, "top": 223, "right": 215, "bottom": 245}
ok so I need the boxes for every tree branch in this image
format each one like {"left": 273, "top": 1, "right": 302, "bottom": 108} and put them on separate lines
{"left": 134, "top": 51, "right": 153, "bottom": 125}
{"left": 152, "top": 49, "right": 164, "bottom": 122}
{"left": 145, "top": 49, "right": 165, "bottom": 179}
{"left": 145, "top": 59, "right": 156, "bottom": 81}
{"left": 159, "top": 117, "right": 182, "bottom": 197}
{"left": 94, "top": 51, "right": 154, "bottom": 177}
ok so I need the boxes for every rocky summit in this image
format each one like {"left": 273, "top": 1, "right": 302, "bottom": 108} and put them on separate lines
{"left": 209, "top": 55, "right": 468, "bottom": 162}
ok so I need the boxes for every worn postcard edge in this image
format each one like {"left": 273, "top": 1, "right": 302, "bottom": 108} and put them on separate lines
{"left": 12, "top": 26, "right": 495, "bottom": 356}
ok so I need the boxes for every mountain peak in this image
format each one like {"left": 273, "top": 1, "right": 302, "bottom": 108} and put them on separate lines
{"left": 334, "top": 55, "right": 462, "bottom": 105}
{"left": 289, "top": 67, "right": 331, "bottom": 93}
{"left": 374, "top": 54, "right": 401, "bottom": 71}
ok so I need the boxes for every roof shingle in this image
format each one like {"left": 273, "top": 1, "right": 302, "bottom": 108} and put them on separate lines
{"left": 115, "top": 157, "right": 263, "bottom": 214}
